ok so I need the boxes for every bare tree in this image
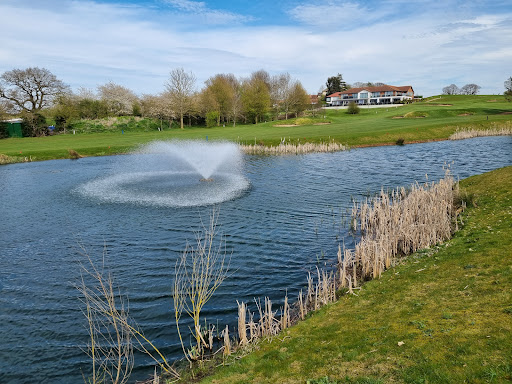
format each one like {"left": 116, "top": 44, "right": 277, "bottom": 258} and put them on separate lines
{"left": 165, "top": 68, "right": 196, "bottom": 129}
{"left": 173, "top": 210, "right": 229, "bottom": 363}
{"left": 459, "top": 83, "right": 481, "bottom": 95}
{"left": 0, "top": 67, "right": 69, "bottom": 112}
{"left": 442, "top": 84, "right": 459, "bottom": 95}
{"left": 98, "top": 81, "right": 138, "bottom": 116}
{"left": 505, "top": 76, "right": 512, "bottom": 101}
{"left": 270, "top": 73, "right": 291, "bottom": 119}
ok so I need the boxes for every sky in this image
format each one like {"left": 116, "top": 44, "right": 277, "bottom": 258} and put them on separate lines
{"left": 1, "top": 0, "right": 511, "bottom": 97}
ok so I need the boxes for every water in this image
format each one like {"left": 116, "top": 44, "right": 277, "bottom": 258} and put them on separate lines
{"left": 0, "top": 137, "right": 510, "bottom": 383}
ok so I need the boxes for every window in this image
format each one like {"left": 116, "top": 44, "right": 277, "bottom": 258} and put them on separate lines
{"left": 360, "top": 92, "right": 368, "bottom": 99}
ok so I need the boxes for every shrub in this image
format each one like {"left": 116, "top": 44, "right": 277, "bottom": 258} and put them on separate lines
{"left": 206, "top": 111, "right": 219, "bottom": 128}
{"left": 396, "top": 138, "right": 405, "bottom": 146}
{"left": 347, "top": 102, "right": 360, "bottom": 114}
{"left": 0, "top": 121, "right": 7, "bottom": 139}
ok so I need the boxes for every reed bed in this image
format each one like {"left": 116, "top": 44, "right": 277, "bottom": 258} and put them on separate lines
{"left": 344, "top": 170, "right": 458, "bottom": 283}
{"left": 240, "top": 140, "right": 348, "bottom": 155}
{"left": 449, "top": 121, "right": 512, "bottom": 140}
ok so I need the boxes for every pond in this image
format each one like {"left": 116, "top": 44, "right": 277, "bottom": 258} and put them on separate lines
{"left": 0, "top": 136, "right": 511, "bottom": 383}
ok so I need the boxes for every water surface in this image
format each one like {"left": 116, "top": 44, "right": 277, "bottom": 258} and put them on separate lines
{"left": 0, "top": 136, "right": 510, "bottom": 383}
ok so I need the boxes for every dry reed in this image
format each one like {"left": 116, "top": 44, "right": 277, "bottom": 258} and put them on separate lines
{"left": 449, "top": 121, "right": 512, "bottom": 140}
{"left": 240, "top": 140, "right": 348, "bottom": 155}
{"left": 342, "top": 169, "right": 458, "bottom": 284}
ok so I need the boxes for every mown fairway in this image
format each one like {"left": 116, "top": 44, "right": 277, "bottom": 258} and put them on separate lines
{"left": 192, "top": 166, "right": 512, "bottom": 384}
{"left": 0, "top": 95, "right": 511, "bottom": 162}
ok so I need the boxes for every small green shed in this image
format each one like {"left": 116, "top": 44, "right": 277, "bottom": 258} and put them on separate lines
{"left": 3, "top": 119, "right": 23, "bottom": 138}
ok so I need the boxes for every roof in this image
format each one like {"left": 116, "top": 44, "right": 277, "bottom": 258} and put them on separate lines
{"left": 327, "top": 85, "right": 413, "bottom": 98}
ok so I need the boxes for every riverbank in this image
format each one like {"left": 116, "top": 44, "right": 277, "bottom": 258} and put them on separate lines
{"left": 0, "top": 95, "right": 511, "bottom": 164}
{"left": 192, "top": 166, "right": 512, "bottom": 383}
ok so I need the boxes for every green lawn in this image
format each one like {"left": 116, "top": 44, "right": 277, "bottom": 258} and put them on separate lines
{"left": 0, "top": 95, "right": 511, "bottom": 163}
{"left": 191, "top": 166, "right": 512, "bottom": 384}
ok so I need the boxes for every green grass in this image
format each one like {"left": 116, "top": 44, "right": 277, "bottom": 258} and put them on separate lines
{"left": 191, "top": 166, "right": 512, "bottom": 384}
{"left": 0, "top": 95, "right": 511, "bottom": 162}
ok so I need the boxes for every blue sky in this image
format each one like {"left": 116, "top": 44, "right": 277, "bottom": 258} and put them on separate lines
{"left": 1, "top": 0, "right": 511, "bottom": 96}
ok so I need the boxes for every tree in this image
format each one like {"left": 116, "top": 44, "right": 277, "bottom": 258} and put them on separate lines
{"left": 0, "top": 67, "right": 69, "bottom": 113}
{"left": 241, "top": 76, "right": 270, "bottom": 124}
{"left": 97, "top": 81, "right": 138, "bottom": 116}
{"left": 269, "top": 72, "right": 291, "bottom": 119}
{"left": 200, "top": 74, "right": 235, "bottom": 126}
{"left": 140, "top": 93, "right": 174, "bottom": 130}
{"left": 505, "top": 76, "right": 512, "bottom": 101}
{"left": 166, "top": 68, "right": 196, "bottom": 129}
{"left": 52, "top": 94, "right": 80, "bottom": 132}
{"left": 287, "top": 81, "right": 310, "bottom": 117}
{"left": 326, "top": 73, "right": 348, "bottom": 95}
{"left": 442, "top": 84, "right": 459, "bottom": 95}
{"left": 460, "top": 84, "right": 481, "bottom": 95}
{"left": 351, "top": 81, "right": 375, "bottom": 88}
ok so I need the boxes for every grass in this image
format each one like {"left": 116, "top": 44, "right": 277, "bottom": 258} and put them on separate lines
{"left": 0, "top": 95, "right": 511, "bottom": 163}
{"left": 192, "top": 166, "right": 512, "bottom": 384}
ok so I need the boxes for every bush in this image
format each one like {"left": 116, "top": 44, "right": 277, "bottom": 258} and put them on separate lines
{"left": 206, "top": 111, "right": 219, "bottom": 128}
{"left": 347, "top": 101, "right": 360, "bottom": 114}
{"left": 21, "top": 112, "right": 47, "bottom": 137}
{"left": 0, "top": 121, "right": 8, "bottom": 139}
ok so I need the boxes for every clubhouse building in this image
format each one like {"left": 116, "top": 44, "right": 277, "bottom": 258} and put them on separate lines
{"left": 326, "top": 85, "right": 414, "bottom": 106}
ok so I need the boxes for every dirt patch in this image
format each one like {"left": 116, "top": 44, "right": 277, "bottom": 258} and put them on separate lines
{"left": 499, "top": 111, "right": 512, "bottom": 115}
{"left": 392, "top": 116, "right": 405, "bottom": 119}
{"left": 273, "top": 124, "right": 298, "bottom": 127}
{"left": 313, "top": 122, "right": 331, "bottom": 125}
{"left": 425, "top": 103, "right": 453, "bottom": 106}
{"left": 487, "top": 99, "right": 498, "bottom": 102}
{"left": 458, "top": 113, "right": 473, "bottom": 116}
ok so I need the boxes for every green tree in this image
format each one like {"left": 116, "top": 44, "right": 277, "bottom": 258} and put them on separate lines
{"left": 288, "top": 81, "right": 310, "bottom": 117}
{"left": 241, "top": 76, "right": 270, "bottom": 124}
{"left": 201, "top": 74, "right": 235, "bottom": 126}
{"left": 326, "top": 73, "right": 348, "bottom": 95}
{"left": 52, "top": 95, "right": 79, "bottom": 132}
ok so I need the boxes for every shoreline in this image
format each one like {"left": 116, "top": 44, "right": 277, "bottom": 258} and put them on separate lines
{"left": 1, "top": 127, "right": 511, "bottom": 165}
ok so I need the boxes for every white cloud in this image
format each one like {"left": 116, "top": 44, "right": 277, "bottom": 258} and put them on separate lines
{"left": 164, "top": 0, "right": 253, "bottom": 25}
{"left": 288, "top": 1, "right": 373, "bottom": 28}
{"left": 0, "top": 0, "right": 510, "bottom": 97}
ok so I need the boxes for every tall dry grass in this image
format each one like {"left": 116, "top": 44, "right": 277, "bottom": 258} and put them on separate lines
{"left": 449, "top": 121, "right": 512, "bottom": 140}
{"left": 240, "top": 140, "right": 348, "bottom": 155}
{"left": 342, "top": 169, "right": 458, "bottom": 284}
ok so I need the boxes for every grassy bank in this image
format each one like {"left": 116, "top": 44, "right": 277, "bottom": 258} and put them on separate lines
{"left": 194, "top": 166, "right": 512, "bottom": 384}
{"left": 0, "top": 95, "right": 511, "bottom": 163}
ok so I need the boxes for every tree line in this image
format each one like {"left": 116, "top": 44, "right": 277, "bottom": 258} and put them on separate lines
{"left": 0, "top": 67, "right": 312, "bottom": 136}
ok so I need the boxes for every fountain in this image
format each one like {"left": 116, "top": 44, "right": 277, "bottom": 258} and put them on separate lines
{"left": 77, "top": 141, "right": 250, "bottom": 207}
